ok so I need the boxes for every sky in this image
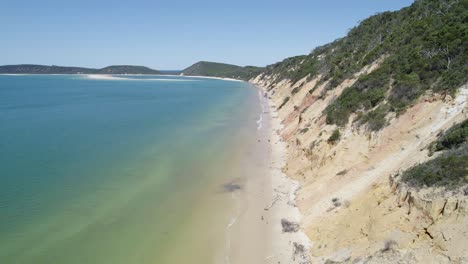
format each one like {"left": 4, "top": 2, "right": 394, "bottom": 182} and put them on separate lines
{"left": 1, "top": 0, "right": 414, "bottom": 70}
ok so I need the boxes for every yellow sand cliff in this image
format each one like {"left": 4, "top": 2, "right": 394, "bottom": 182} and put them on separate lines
{"left": 251, "top": 57, "right": 468, "bottom": 263}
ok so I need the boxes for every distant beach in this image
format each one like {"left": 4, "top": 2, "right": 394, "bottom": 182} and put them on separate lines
{"left": 179, "top": 73, "right": 244, "bottom": 82}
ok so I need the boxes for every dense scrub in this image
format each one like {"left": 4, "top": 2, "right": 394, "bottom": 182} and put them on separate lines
{"left": 262, "top": 0, "right": 467, "bottom": 130}
{"left": 356, "top": 104, "right": 390, "bottom": 131}
{"left": 325, "top": 66, "right": 389, "bottom": 127}
{"left": 325, "top": 0, "right": 467, "bottom": 128}
{"left": 402, "top": 119, "right": 468, "bottom": 188}
{"left": 401, "top": 144, "right": 468, "bottom": 188}
{"left": 430, "top": 118, "right": 468, "bottom": 152}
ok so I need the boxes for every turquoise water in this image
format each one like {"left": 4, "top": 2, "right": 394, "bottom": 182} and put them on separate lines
{"left": 0, "top": 75, "right": 259, "bottom": 263}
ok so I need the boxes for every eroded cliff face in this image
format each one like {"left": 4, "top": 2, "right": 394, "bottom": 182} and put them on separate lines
{"left": 250, "top": 58, "right": 468, "bottom": 263}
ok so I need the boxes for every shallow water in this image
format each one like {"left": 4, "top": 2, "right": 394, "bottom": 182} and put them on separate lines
{"left": 0, "top": 74, "right": 260, "bottom": 263}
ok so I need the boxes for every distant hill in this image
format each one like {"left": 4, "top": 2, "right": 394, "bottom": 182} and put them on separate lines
{"left": 181, "top": 61, "right": 263, "bottom": 80}
{"left": 0, "top": 64, "right": 96, "bottom": 74}
{"left": 0, "top": 64, "right": 160, "bottom": 75}
{"left": 96, "top": 65, "right": 160, "bottom": 74}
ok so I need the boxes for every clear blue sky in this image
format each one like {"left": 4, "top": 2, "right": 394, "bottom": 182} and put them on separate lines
{"left": 1, "top": 0, "right": 413, "bottom": 70}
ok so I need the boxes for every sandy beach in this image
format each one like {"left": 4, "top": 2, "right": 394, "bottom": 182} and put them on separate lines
{"left": 225, "top": 86, "right": 310, "bottom": 264}
{"left": 179, "top": 74, "right": 243, "bottom": 82}
{"left": 84, "top": 74, "right": 194, "bottom": 81}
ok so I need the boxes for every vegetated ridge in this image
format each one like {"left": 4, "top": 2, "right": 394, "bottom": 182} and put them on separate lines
{"left": 181, "top": 61, "right": 263, "bottom": 80}
{"left": 0, "top": 64, "right": 161, "bottom": 75}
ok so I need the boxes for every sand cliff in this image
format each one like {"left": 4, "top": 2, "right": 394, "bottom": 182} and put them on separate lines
{"left": 250, "top": 57, "right": 468, "bottom": 263}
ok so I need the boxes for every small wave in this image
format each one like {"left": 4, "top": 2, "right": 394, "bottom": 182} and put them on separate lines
{"left": 137, "top": 78, "right": 196, "bottom": 82}
{"left": 256, "top": 90, "right": 265, "bottom": 130}
{"left": 225, "top": 192, "right": 240, "bottom": 264}
{"left": 256, "top": 114, "right": 263, "bottom": 130}
{"left": 0, "top": 74, "right": 29, "bottom": 76}
{"left": 226, "top": 213, "right": 238, "bottom": 229}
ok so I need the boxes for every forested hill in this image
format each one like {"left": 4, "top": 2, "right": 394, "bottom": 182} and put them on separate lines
{"left": 255, "top": 0, "right": 467, "bottom": 129}
{"left": 95, "top": 65, "right": 160, "bottom": 74}
{"left": 181, "top": 61, "right": 263, "bottom": 80}
{"left": 0, "top": 65, "right": 96, "bottom": 74}
{"left": 0, "top": 64, "right": 161, "bottom": 75}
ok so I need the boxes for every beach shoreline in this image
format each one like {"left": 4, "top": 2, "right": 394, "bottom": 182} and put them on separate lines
{"left": 83, "top": 74, "right": 189, "bottom": 81}
{"left": 262, "top": 87, "right": 311, "bottom": 263}
{"left": 225, "top": 84, "right": 310, "bottom": 264}
{"left": 179, "top": 74, "right": 243, "bottom": 82}
{"left": 0, "top": 73, "right": 243, "bottom": 83}
{"left": 86, "top": 73, "right": 243, "bottom": 83}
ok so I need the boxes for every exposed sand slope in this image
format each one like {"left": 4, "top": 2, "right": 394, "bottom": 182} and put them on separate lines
{"left": 251, "top": 55, "right": 468, "bottom": 263}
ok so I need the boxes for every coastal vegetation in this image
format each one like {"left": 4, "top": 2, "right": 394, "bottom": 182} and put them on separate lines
{"left": 327, "top": 129, "right": 341, "bottom": 144}
{"left": 95, "top": 65, "right": 161, "bottom": 74}
{"left": 0, "top": 64, "right": 161, "bottom": 74}
{"left": 429, "top": 119, "right": 468, "bottom": 153}
{"left": 401, "top": 145, "right": 468, "bottom": 189}
{"left": 355, "top": 104, "right": 390, "bottom": 131}
{"left": 402, "top": 119, "right": 468, "bottom": 188}
{"left": 0, "top": 64, "right": 96, "bottom": 74}
{"left": 261, "top": 0, "right": 467, "bottom": 130}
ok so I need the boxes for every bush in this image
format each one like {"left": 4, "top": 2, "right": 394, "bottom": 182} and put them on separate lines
{"left": 432, "top": 119, "right": 468, "bottom": 152}
{"left": 357, "top": 104, "right": 390, "bottom": 131}
{"left": 328, "top": 129, "right": 341, "bottom": 144}
{"left": 389, "top": 73, "right": 422, "bottom": 111}
{"left": 401, "top": 144, "right": 468, "bottom": 189}
{"left": 325, "top": 78, "right": 387, "bottom": 127}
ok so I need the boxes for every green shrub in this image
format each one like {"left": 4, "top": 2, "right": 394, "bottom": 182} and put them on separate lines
{"left": 431, "top": 119, "right": 468, "bottom": 152}
{"left": 325, "top": 71, "right": 387, "bottom": 127}
{"left": 328, "top": 129, "right": 341, "bottom": 144}
{"left": 401, "top": 145, "right": 468, "bottom": 189}
{"left": 389, "top": 72, "right": 422, "bottom": 111}
{"left": 357, "top": 104, "right": 390, "bottom": 131}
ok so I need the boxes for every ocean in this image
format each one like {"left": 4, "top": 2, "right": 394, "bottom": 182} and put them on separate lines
{"left": 0, "top": 74, "right": 261, "bottom": 263}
